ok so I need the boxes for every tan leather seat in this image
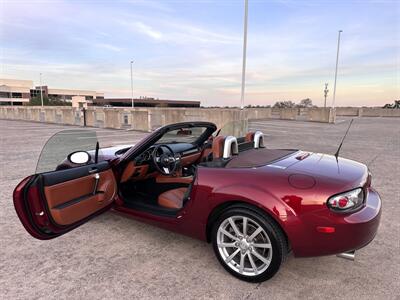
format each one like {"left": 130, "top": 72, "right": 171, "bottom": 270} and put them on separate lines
{"left": 158, "top": 188, "right": 188, "bottom": 209}
{"left": 245, "top": 132, "right": 255, "bottom": 142}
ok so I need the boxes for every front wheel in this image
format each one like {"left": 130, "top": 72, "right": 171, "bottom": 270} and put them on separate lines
{"left": 211, "top": 207, "right": 287, "bottom": 282}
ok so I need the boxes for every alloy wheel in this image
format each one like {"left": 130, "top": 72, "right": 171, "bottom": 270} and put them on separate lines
{"left": 216, "top": 215, "right": 273, "bottom": 276}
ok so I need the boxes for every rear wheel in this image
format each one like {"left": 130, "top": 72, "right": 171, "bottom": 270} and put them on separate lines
{"left": 211, "top": 207, "right": 287, "bottom": 282}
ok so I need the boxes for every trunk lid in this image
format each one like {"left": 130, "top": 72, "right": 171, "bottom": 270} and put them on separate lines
{"left": 270, "top": 151, "right": 369, "bottom": 190}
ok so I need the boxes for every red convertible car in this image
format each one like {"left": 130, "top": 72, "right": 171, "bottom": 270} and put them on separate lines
{"left": 13, "top": 121, "right": 381, "bottom": 282}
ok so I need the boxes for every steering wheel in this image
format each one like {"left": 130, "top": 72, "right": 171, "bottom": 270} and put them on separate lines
{"left": 152, "top": 144, "right": 179, "bottom": 176}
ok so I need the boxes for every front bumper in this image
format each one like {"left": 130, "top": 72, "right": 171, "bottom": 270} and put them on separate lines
{"left": 290, "top": 187, "right": 382, "bottom": 257}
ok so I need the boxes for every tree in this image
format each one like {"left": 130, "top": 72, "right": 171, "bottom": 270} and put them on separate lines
{"left": 29, "top": 96, "right": 71, "bottom": 106}
{"left": 273, "top": 101, "right": 296, "bottom": 108}
{"left": 297, "top": 98, "right": 314, "bottom": 108}
{"left": 245, "top": 104, "right": 271, "bottom": 108}
{"left": 29, "top": 96, "right": 49, "bottom": 106}
{"left": 383, "top": 100, "right": 400, "bottom": 109}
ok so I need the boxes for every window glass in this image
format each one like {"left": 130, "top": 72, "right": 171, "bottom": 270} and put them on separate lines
{"left": 156, "top": 127, "right": 207, "bottom": 144}
{"left": 36, "top": 130, "right": 99, "bottom": 173}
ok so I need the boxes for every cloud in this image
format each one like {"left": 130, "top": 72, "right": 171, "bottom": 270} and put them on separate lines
{"left": 119, "top": 15, "right": 240, "bottom": 45}
{"left": 94, "top": 43, "right": 123, "bottom": 52}
{"left": 131, "top": 21, "right": 163, "bottom": 40}
{"left": 1, "top": 0, "right": 398, "bottom": 107}
{"left": 123, "top": 0, "right": 174, "bottom": 13}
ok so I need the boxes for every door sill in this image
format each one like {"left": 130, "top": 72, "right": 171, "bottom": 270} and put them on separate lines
{"left": 122, "top": 199, "right": 179, "bottom": 217}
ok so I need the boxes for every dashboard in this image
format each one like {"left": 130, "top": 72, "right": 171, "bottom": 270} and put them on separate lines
{"left": 120, "top": 143, "right": 202, "bottom": 183}
{"left": 134, "top": 143, "right": 200, "bottom": 166}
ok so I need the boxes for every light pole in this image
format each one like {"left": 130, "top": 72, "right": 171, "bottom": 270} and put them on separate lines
{"left": 240, "top": 0, "right": 249, "bottom": 110}
{"left": 332, "top": 30, "right": 343, "bottom": 108}
{"left": 130, "top": 60, "right": 134, "bottom": 108}
{"left": 40, "top": 73, "right": 44, "bottom": 107}
{"left": 324, "top": 83, "right": 329, "bottom": 108}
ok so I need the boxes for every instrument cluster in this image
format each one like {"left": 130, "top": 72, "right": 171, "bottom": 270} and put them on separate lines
{"left": 135, "top": 148, "right": 153, "bottom": 165}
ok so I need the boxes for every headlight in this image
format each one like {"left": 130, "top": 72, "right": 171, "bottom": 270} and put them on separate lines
{"left": 327, "top": 188, "right": 364, "bottom": 212}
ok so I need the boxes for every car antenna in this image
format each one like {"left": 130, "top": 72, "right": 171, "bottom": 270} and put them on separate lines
{"left": 95, "top": 141, "right": 99, "bottom": 164}
{"left": 334, "top": 118, "right": 354, "bottom": 160}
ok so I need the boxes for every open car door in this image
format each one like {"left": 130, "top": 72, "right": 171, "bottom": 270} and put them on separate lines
{"left": 13, "top": 130, "right": 117, "bottom": 240}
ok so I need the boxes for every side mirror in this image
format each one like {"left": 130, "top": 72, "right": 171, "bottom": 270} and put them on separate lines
{"left": 68, "top": 151, "right": 91, "bottom": 165}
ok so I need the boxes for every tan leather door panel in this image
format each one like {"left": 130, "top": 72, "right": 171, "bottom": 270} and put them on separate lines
{"left": 156, "top": 175, "right": 193, "bottom": 184}
{"left": 44, "top": 169, "right": 116, "bottom": 226}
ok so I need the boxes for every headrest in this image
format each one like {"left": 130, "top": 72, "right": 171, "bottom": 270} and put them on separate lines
{"left": 212, "top": 136, "right": 226, "bottom": 159}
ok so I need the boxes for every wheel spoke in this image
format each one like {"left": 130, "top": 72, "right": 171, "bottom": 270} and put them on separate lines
{"left": 252, "top": 243, "right": 271, "bottom": 249}
{"left": 228, "top": 217, "right": 242, "bottom": 237}
{"left": 225, "top": 248, "right": 240, "bottom": 263}
{"left": 217, "top": 215, "right": 273, "bottom": 277}
{"left": 248, "top": 226, "right": 263, "bottom": 241}
{"left": 252, "top": 249, "right": 270, "bottom": 265}
{"left": 242, "top": 217, "right": 248, "bottom": 236}
{"left": 239, "top": 253, "right": 245, "bottom": 274}
{"left": 220, "top": 228, "right": 239, "bottom": 241}
{"left": 218, "top": 242, "right": 237, "bottom": 248}
{"left": 247, "top": 252, "right": 258, "bottom": 275}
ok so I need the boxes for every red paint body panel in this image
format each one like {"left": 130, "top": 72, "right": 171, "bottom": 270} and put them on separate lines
{"left": 112, "top": 152, "right": 381, "bottom": 257}
{"left": 13, "top": 176, "right": 46, "bottom": 239}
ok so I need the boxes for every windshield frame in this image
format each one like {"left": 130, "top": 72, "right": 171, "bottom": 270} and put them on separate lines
{"left": 120, "top": 121, "right": 216, "bottom": 163}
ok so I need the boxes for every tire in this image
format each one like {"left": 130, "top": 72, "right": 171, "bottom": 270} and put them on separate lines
{"left": 211, "top": 206, "right": 287, "bottom": 282}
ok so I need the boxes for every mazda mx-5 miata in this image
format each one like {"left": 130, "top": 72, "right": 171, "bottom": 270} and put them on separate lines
{"left": 13, "top": 121, "right": 381, "bottom": 282}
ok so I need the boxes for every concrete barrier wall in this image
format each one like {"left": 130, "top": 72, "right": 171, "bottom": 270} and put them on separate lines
{"left": 336, "top": 107, "right": 360, "bottom": 116}
{"left": 0, "top": 106, "right": 337, "bottom": 132}
{"left": 246, "top": 108, "right": 272, "bottom": 120}
{"left": 336, "top": 107, "right": 400, "bottom": 117}
{"left": 359, "top": 108, "right": 400, "bottom": 117}
{"left": 308, "top": 107, "right": 336, "bottom": 123}
{"left": 250, "top": 107, "right": 335, "bottom": 123}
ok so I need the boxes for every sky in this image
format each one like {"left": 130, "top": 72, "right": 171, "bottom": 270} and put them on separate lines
{"left": 0, "top": 0, "right": 399, "bottom": 107}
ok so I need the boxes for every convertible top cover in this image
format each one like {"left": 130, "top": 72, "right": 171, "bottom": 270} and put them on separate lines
{"left": 226, "top": 148, "right": 298, "bottom": 168}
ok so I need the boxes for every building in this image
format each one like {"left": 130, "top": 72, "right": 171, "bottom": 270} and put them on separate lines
{"left": 30, "top": 86, "right": 104, "bottom": 101}
{"left": 0, "top": 78, "right": 200, "bottom": 107}
{"left": 0, "top": 79, "right": 32, "bottom": 105}
{"left": 71, "top": 96, "right": 91, "bottom": 109}
{"left": 93, "top": 97, "right": 200, "bottom": 108}
{"left": 0, "top": 78, "right": 104, "bottom": 105}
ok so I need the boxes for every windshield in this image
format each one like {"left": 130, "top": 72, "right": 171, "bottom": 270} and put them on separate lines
{"left": 156, "top": 126, "right": 207, "bottom": 144}
{"left": 36, "top": 130, "right": 99, "bottom": 173}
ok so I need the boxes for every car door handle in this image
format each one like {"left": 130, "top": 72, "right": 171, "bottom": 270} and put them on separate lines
{"left": 93, "top": 173, "right": 100, "bottom": 195}
{"left": 88, "top": 167, "right": 99, "bottom": 174}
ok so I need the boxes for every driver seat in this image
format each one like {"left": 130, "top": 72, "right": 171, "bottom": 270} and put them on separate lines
{"left": 158, "top": 187, "right": 189, "bottom": 209}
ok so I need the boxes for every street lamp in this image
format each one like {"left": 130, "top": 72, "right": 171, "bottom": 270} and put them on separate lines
{"left": 324, "top": 83, "right": 329, "bottom": 108}
{"left": 332, "top": 30, "right": 343, "bottom": 108}
{"left": 40, "top": 73, "right": 44, "bottom": 107}
{"left": 240, "top": 0, "right": 249, "bottom": 110}
{"left": 130, "top": 60, "right": 134, "bottom": 108}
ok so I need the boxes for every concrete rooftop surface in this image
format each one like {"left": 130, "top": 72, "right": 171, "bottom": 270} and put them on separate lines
{"left": 0, "top": 117, "right": 399, "bottom": 299}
